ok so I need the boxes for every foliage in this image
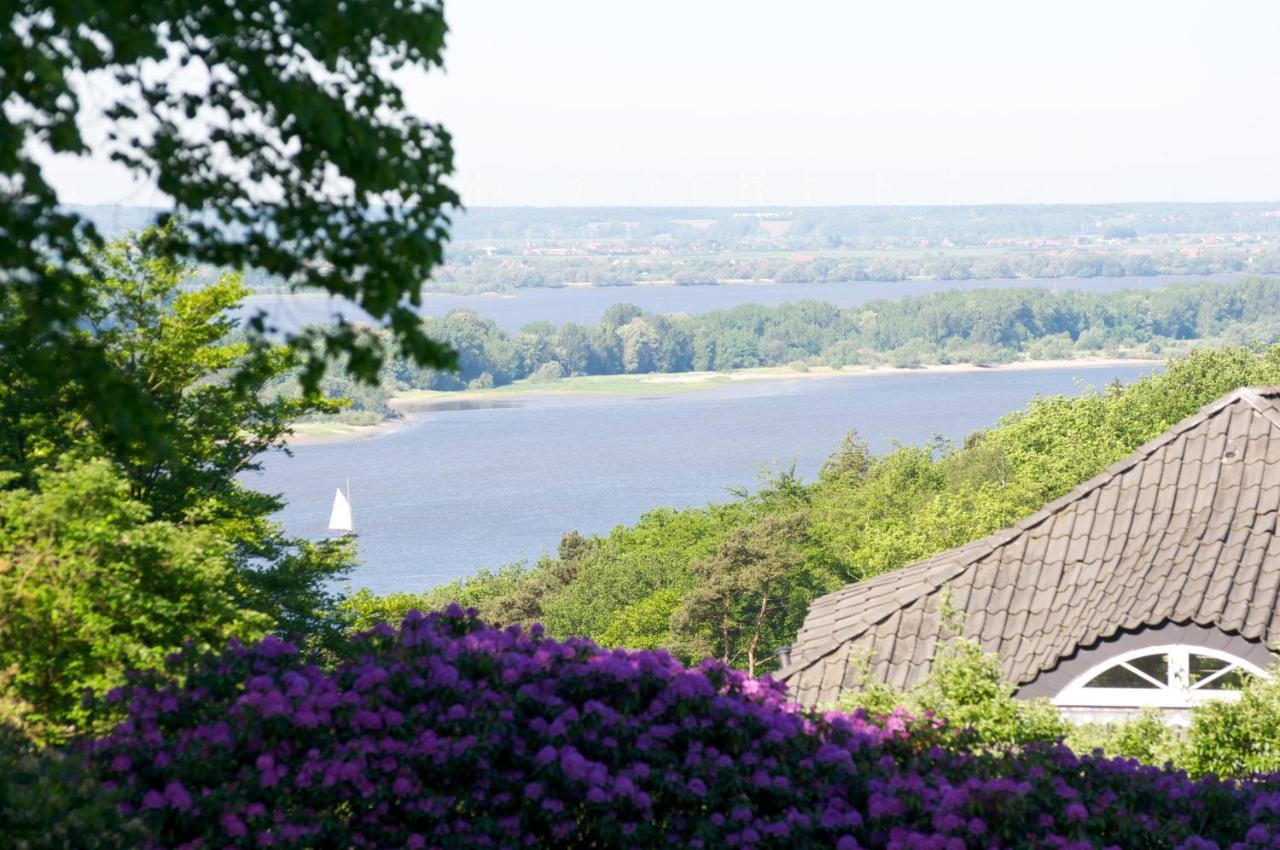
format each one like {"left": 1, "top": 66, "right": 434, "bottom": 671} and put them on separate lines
{"left": 439, "top": 203, "right": 1280, "bottom": 251}
{"left": 0, "top": 723, "right": 142, "bottom": 849}
{"left": 81, "top": 609, "right": 1280, "bottom": 849}
{"left": 1182, "top": 669, "right": 1280, "bottom": 778}
{"left": 3, "top": 0, "right": 458, "bottom": 451}
{"left": 0, "top": 228, "right": 356, "bottom": 735}
{"left": 430, "top": 246, "right": 1280, "bottom": 294}
{"left": 1066, "top": 710, "right": 1181, "bottom": 768}
{"left": 417, "top": 200, "right": 1280, "bottom": 295}
{"left": 0, "top": 460, "right": 270, "bottom": 738}
{"left": 2, "top": 227, "right": 355, "bottom": 650}
{"left": 838, "top": 639, "right": 1068, "bottom": 751}
{"left": 671, "top": 513, "right": 839, "bottom": 676}
{"left": 839, "top": 638, "right": 1280, "bottom": 782}
{"left": 342, "top": 561, "right": 540, "bottom": 634}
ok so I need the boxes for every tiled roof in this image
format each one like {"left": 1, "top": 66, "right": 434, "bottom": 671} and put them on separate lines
{"left": 780, "top": 387, "right": 1280, "bottom": 706}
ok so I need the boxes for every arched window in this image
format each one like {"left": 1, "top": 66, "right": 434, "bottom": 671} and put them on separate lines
{"left": 1054, "top": 644, "right": 1266, "bottom": 710}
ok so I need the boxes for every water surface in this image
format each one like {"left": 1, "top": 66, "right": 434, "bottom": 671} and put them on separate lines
{"left": 253, "top": 363, "right": 1158, "bottom": 594}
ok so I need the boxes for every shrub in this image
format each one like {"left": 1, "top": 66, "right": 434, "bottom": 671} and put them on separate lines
{"left": 1066, "top": 709, "right": 1181, "bottom": 767}
{"left": 1183, "top": 668, "right": 1280, "bottom": 778}
{"left": 528, "top": 361, "right": 566, "bottom": 383}
{"left": 838, "top": 638, "right": 1067, "bottom": 750}
{"left": 87, "top": 609, "right": 1280, "bottom": 849}
{"left": 0, "top": 723, "right": 142, "bottom": 849}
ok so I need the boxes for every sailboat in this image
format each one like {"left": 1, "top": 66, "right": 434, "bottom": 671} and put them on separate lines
{"left": 328, "top": 479, "right": 355, "bottom": 537}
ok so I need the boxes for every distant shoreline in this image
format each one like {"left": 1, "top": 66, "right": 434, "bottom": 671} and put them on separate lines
{"left": 286, "top": 356, "right": 1161, "bottom": 446}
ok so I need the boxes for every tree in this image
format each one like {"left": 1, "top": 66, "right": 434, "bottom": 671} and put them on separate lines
{"left": 554, "top": 323, "right": 595, "bottom": 376}
{"left": 672, "top": 513, "right": 830, "bottom": 676}
{"left": 2, "top": 0, "right": 459, "bottom": 452}
{"left": 820, "top": 430, "right": 872, "bottom": 481}
{"left": 0, "top": 225, "right": 355, "bottom": 651}
{"left": 618, "top": 317, "right": 660, "bottom": 373}
{"left": 0, "top": 460, "right": 269, "bottom": 738}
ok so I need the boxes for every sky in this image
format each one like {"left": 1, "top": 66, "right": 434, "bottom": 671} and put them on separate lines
{"left": 50, "top": 0, "right": 1280, "bottom": 207}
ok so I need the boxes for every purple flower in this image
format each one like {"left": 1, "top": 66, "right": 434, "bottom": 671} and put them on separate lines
{"left": 220, "top": 813, "right": 247, "bottom": 837}
{"left": 163, "top": 781, "right": 192, "bottom": 811}
{"left": 85, "top": 607, "right": 1280, "bottom": 850}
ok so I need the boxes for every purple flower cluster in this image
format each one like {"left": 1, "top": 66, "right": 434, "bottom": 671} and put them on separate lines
{"left": 91, "top": 607, "right": 1280, "bottom": 849}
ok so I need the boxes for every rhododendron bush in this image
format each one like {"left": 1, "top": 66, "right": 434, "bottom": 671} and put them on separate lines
{"left": 87, "top": 608, "right": 1280, "bottom": 849}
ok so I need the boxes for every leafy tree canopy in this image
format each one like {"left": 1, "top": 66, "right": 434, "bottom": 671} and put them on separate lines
{"left": 2, "top": 0, "right": 458, "bottom": 451}
{"left": 0, "top": 227, "right": 357, "bottom": 735}
{"left": 0, "top": 459, "right": 270, "bottom": 738}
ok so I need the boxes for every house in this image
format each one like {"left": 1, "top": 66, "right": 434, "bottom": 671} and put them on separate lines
{"left": 779, "top": 387, "right": 1280, "bottom": 723}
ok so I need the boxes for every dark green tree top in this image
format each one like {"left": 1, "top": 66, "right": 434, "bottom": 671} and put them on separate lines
{"left": 2, "top": 0, "right": 458, "bottom": 446}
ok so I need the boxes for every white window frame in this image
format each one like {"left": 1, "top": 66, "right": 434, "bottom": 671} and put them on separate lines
{"left": 1053, "top": 644, "right": 1266, "bottom": 710}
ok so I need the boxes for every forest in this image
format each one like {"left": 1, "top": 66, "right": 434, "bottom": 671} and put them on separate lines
{"left": 79, "top": 202, "right": 1280, "bottom": 249}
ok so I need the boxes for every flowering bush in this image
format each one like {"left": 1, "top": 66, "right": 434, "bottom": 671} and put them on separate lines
{"left": 90, "top": 607, "right": 1280, "bottom": 849}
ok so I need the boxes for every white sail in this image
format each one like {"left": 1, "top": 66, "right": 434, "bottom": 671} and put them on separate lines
{"left": 328, "top": 486, "right": 353, "bottom": 534}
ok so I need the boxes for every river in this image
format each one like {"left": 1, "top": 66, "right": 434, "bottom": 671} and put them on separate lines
{"left": 251, "top": 362, "right": 1159, "bottom": 595}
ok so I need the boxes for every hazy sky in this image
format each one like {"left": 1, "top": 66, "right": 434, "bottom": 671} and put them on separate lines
{"left": 52, "top": 0, "right": 1280, "bottom": 207}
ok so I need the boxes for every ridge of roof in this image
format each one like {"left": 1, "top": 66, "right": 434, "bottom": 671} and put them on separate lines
{"left": 1236, "top": 386, "right": 1280, "bottom": 431}
{"left": 781, "top": 385, "right": 1277, "bottom": 682}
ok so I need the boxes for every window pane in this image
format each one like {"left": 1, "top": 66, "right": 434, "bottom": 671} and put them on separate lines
{"left": 1189, "top": 654, "right": 1230, "bottom": 685}
{"left": 1128, "top": 653, "right": 1169, "bottom": 686}
{"left": 1198, "top": 668, "right": 1252, "bottom": 691}
{"left": 1085, "top": 663, "right": 1161, "bottom": 689}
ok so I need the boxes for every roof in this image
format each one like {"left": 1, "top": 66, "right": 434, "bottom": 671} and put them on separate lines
{"left": 780, "top": 386, "right": 1280, "bottom": 706}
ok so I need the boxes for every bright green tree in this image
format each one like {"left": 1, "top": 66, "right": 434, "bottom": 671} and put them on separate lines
{"left": 0, "top": 460, "right": 269, "bottom": 738}
{"left": 0, "top": 226, "right": 355, "bottom": 652}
